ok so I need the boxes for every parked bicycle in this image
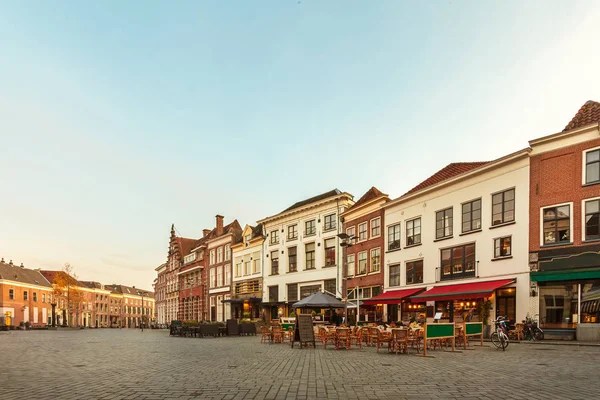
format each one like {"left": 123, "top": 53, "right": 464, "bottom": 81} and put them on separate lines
{"left": 522, "top": 314, "right": 544, "bottom": 341}
{"left": 491, "top": 316, "right": 509, "bottom": 350}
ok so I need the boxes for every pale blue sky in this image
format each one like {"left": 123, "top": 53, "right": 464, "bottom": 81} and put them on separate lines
{"left": 1, "top": 1, "right": 599, "bottom": 290}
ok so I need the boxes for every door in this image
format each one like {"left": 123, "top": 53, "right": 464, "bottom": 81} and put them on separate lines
{"left": 496, "top": 288, "right": 516, "bottom": 322}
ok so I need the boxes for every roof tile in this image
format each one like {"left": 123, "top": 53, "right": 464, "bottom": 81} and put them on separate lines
{"left": 563, "top": 100, "right": 600, "bottom": 132}
{"left": 403, "top": 162, "right": 489, "bottom": 196}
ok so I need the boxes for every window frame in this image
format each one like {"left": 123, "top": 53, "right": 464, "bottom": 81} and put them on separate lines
{"left": 461, "top": 198, "right": 482, "bottom": 233}
{"left": 540, "top": 202, "right": 573, "bottom": 246}
{"left": 405, "top": 259, "right": 424, "bottom": 285}
{"left": 370, "top": 217, "right": 381, "bottom": 238}
{"left": 389, "top": 264, "right": 401, "bottom": 287}
{"left": 358, "top": 222, "right": 367, "bottom": 241}
{"left": 287, "top": 224, "right": 298, "bottom": 240}
{"left": 24, "top": 290, "right": 28, "bottom": 301}
{"left": 387, "top": 223, "right": 401, "bottom": 251}
{"left": 346, "top": 254, "right": 355, "bottom": 278}
{"left": 406, "top": 217, "right": 421, "bottom": 246}
{"left": 305, "top": 220, "right": 316, "bottom": 236}
{"left": 288, "top": 246, "right": 297, "bottom": 272}
{"left": 305, "top": 243, "right": 315, "bottom": 270}
{"left": 270, "top": 250, "right": 279, "bottom": 275}
{"left": 9, "top": 288, "right": 14, "bottom": 300}
{"left": 582, "top": 197, "right": 600, "bottom": 241}
{"left": 435, "top": 207, "right": 453, "bottom": 239}
{"left": 583, "top": 147, "right": 600, "bottom": 185}
{"left": 324, "top": 238, "right": 336, "bottom": 267}
{"left": 493, "top": 236, "right": 512, "bottom": 259}
{"left": 346, "top": 226, "right": 356, "bottom": 239}
{"left": 270, "top": 230, "right": 279, "bottom": 245}
{"left": 225, "top": 244, "right": 231, "bottom": 261}
{"left": 369, "top": 248, "right": 381, "bottom": 273}
{"left": 491, "top": 188, "right": 515, "bottom": 226}
{"left": 357, "top": 251, "right": 367, "bottom": 275}
{"left": 440, "top": 243, "right": 476, "bottom": 281}
{"left": 324, "top": 214, "right": 337, "bottom": 231}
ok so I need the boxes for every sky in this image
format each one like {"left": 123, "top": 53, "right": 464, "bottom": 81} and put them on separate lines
{"left": 1, "top": 1, "right": 600, "bottom": 290}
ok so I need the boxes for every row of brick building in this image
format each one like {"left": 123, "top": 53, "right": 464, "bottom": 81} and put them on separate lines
{"left": 0, "top": 259, "right": 154, "bottom": 328}
{"left": 155, "top": 100, "right": 600, "bottom": 339}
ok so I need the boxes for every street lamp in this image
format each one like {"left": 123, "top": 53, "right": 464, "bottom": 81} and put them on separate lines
{"left": 139, "top": 291, "right": 148, "bottom": 331}
{"left": 337, "top": 233, "right": 357, "bottom": 325}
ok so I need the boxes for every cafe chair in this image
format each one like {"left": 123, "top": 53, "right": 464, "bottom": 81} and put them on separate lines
{"left": 408, "top": 328, "right": 422, "bottom": 354}
{"left": 271, "top": 325, "right": 284, "bottom": 344}
{"left": 350, "top": 327, "right": 363, "bottom": 349}
{"left": 335, "top": 328, "right": 351, "bottom": 350}
{"left": 375, "top": 330, "right": 393, "bottom": 353}
{"left": 392, "top": 329, "right": 409, "bottom": 355}
{"left": 260, "top": 326, "right": 271, "bottom": 344}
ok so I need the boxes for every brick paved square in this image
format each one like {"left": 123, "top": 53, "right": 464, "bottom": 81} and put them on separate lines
{"left": 0, "top": 330, "right": 598, "bottom": 400}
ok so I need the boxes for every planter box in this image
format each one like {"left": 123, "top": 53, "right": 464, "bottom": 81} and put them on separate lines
{"left": 199, "top": 324, "right": 220, "bottom": 337}
{"left": 239, "top": 323, "right": 256, "bottom": 336}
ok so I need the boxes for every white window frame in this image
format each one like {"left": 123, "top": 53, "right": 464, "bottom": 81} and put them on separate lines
{"left": 358, "top": 222, "right": 368, "bottom": 242}
{"left": 357, "top": 251, "right": 367, "bottom": 275}
{"left": 217, "top": 247, "right": 223, "bottom": 263}
{"left": 582, "top": 146, "right": 600, "bottom": 185}
{"left": 539, "top": 202, "right": 574, "bottom": 246}
{"left": 369, "top": 248, "right": 381, "bottom": 273}
{"left": 387, "top": 223, "right": 401, "bottom": 251}
{"left": 493, "top": 235, "right": 512, "bottom": 259}
{"left": 225, "top": 244, "right": 231, "bottom": 261}
{"left": 346, "top": 226, "right": 355, "bottom": 239}
{"left": 346, "top": 254, "right": 355, "bottom": 278}
{"left": 210, "top": 250, "right": 215, "bottom": 265}
{"left": 370, "top": 217, "right": 381, "bottom": 238}
{"left": 406, "top": 216, "right": 422, "bottom": 246}
{"left": 582, "top": 196, "right": 600, "bottom": 242}
{"left": 225, "top": 264, "right": 231, "bottom": 285}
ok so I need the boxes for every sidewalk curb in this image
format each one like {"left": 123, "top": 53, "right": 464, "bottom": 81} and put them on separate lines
{"left": 483, "top": 338, "right": 600, "bottom": 347}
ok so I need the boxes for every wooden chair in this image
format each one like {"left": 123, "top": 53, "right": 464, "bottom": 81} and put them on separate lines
{"left": 260, "top": 326, "right": 271, "bottom": 344}
{"left": 318, "top": 327, "right": 335, "bottom": 349}
{"left": 509, "top": 323, "right": 524, "bottom": 341}
{"left": 392, "top": 329, "right": 409, "bottom": 354}
{"left": 271, "top": 326, "right": 284, "bottom": 344}
{"left": 368, "top": 327, "right": 380, "bottom": 347}
{"left": 336, "top": 328, "right": 351, "bottom": 350}
{"left": 375, "top": 330, "right": 393, "bottom": 353}
{"left": 350, "top": 328, "right": 363, "bottom": 349}
{"left": 287, "top": 327, "right": 295, "bottom": 343}
{"left": 408, "top": 328, "right": 422, "bottom": 354}
{"left": 454, "top": 325, "right": 467, "bottom": 348}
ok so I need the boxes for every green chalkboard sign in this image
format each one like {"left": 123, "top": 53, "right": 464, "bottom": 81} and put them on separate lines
{"left": 465, "top": 322, "right": 482, "bottom": 335}
{"left": 426, "top": 323, "right": 454, "bottom": 339}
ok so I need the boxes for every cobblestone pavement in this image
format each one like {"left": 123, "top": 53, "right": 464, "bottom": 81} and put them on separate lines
{"left": 1, "top": 329, "right": 598, "bottom": 400}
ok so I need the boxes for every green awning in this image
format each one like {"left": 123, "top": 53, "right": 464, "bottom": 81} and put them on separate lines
{"left": 531, "top": 268, "right": 600, "bottom": 282}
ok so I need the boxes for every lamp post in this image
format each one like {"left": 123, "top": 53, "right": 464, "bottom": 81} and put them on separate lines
{"left": 50, "top": 300, "right": 57, "bottom": 328}
{"left": 337, "top": 233, "right": 356, "bottom": 326}
{"left": 139, "top": 291, "right": 148, "bottom": 331}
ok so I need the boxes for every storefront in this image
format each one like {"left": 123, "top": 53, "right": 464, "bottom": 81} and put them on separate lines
{"left": 363, "top": 288, "right": 424, "bottom": 324}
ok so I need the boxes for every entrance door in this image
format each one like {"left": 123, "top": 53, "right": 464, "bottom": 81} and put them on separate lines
{"left": 496, "top": 288, "right": 516, "bottom": 322}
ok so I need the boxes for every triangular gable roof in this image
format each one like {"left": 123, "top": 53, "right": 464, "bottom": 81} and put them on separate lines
{"left": 40, "top": 270, "right": 83, "bottom": 287}
{"left": 563, "top": 100, "right": 600, "bottom": 132}
{"left": 403, "top": 162, "right": 489, "bottom": 196}
{"left": 347, "top": 186, "right": 389, "bottom": 210}
{"left": 283, "top": 189, "right": 342, "bottom": 212}
{"left": 0, "top": 261, "right": 51, "bottom": 287}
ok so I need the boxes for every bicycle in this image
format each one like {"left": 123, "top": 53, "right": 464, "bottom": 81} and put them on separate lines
{"left": 490, "top": 316, "right": 509, "bottom": 351}
{"left": 522, "top": 314, "right": 544, "bottom": 341}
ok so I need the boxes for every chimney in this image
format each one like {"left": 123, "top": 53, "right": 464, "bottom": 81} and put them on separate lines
{"left": 203, "top": 229, "right": 211, "bottom": 237}
{"left": 1, "top": 257, "right": 4, "bottom": 263}
{"left": 9, "top": 259, "right": 13, "bottom": 265}
{"left": 216, "top": 215, "right": 224, "bottom": 236}
{"left": 20, "top": 263, "right": 24, "bottom": 268}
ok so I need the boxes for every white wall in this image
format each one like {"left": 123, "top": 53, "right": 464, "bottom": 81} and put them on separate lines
{"left": 384, "top": 156, "right": 531, "bottom": 322}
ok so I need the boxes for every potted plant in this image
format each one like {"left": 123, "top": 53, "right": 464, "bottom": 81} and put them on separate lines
{"left": 239, "top": 312, "right": 255, "bottom": 335}
{"left": 477, "top": 300, "right": 493, "bottom": 338}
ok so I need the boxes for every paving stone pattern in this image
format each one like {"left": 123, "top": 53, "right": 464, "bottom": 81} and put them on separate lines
{"left": 0, "top": 329, "right": 598, "bottom": 400}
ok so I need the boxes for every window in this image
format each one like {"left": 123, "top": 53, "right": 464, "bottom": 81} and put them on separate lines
{"left": 358, "top": 252, "right": 367, "bottom": 275}
{"left": 209, "top": 268, "right": 215, "bottom": 288}
{"left": 244, "top": 260, "right": 251, "bottom": 275}
{"left": 270, "top": 251, "right": 279, "bottom": 275}
{"left": 24, "top": 290, "right": 28, "bottom": 301}
{"left": 217, "top": 247, "right": 223, "bottom": 263}
{"left": 369, "top": 248, "right": 380, "bottom": 273}
{"left": 245, "top": 234, "right": 252, "bottom": 243}
{"left": 288, "top": 284, "right": 298, "bottom": 302}
{"left": 287, "top": 224, "right": 298, "bottom": 240}
{"left": 288, "top": 246, "right": 297, "bottom": 272}
{"left": 543, "top": 205, "right": 571, "bottom": 244}
{"left": 406, "top": 260, "right": 423, "bottom": 285}
{"left": 371, "top": 217, "right": 381, "bottom": 237}
{"left": 585, "top": 199, "right": 600, "bottom": 241}
{"left": 270, "top": 230, "right": 279, "bottom": 245}
{"left": 305, "top": 220, "right": 316, "bottom": 236}
{"left": 268, "top": 286, "right": 279, "bottom": 303}
{"left": 346, "top": 254, "right": 355, "bottom": 278}
{"left": 324, "top": 214, "right": 336, "bottom": 231}
{"left": 440, "top": 243, "right": 476, "bottom": 280}
{"left": 325, "top": 238, "right": 336, "bottom": 267}
{"left": 462, "top": 199, "right": 482, "bottom": 233}
{"left": 300, "top": 285, "right": 321, "bottom": 299}
{"left": 225, "top": 244, "right": 231, "bottom": 261}
{"left": 358, "top": 222, "right": 367, "bottom": 241}
{"left": 33, "top": 292, "right": 37, "bottom": 302}
{"left": 492, "top": 189, "right": 515, "bottom": 225}
{"left": 346, "top": 226, "right": 355, "bottom": 240}
{"left": 324, "top": 279, "right": 336, "bottom": 295}
{"left": 9, "top": 288, "right": 14, "bottom": 300}
{"left": 361, "top": 287, "right": 371, "bottom": 299}
{"left": 388, "top": 224, "right": 401, "bottom": 250}
{"left": 436, "top": 208, "right": 453, "bottom": 239}
{"left": 210, "top": 250, "right": 215, "bottom": 265}
{"left": 225, "top": 265, "right": 231, "bottom": 285}
{"left": 305, "top": 243, "right": 315, "bottom": 269}
{"left": 389, "top": 264, "right": 401, "bottom": 287}
{"left": 217, "top": 266, "right": 223, "bottom": 287}
{"left": 252, "top": 259, "right": 259, "bottom": 274}
{"left": 585, "top": 149, "right": 600, "bottom": 184}
{"left": 42, "top": 293, "right": 46, "bottom": 303}
{"left": 235, "top": 262, "right": 242, "bottom": 278}
{"left": 406, "top": 218, "right": 421, "bottom": 246}
{"left": 494, "top": 236, "right": 512, "bottom": 258}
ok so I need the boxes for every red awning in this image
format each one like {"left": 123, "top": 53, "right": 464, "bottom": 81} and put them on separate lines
{"left": 410, "top": 279, "right": 515, "bottom": 302}
{"left": 363, "top": 288, "right": 425, "bottom": 305}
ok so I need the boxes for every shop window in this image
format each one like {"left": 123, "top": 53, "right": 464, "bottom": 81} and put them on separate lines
{"left": 542, "top": 205, "right": 571, "bottom": 245}
{"left": 539, "top": 283, "right": 578, "bottom": 327}
{"left": 287, "top": 284, "right": 298, "bottom": 302}
{"left": 581, "top": 280, "right": 600, "bottom": 323}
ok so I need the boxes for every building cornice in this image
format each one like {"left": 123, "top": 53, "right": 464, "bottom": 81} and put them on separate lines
{"left": 384, "top": 148, "right": 531, "bottom": 209}
{"left": 257, "top": 192, "right": 354, "bottom": 225}
{"left": 0, "top": 279, "right": 53, "bottom": 291}
{"left": 528, "top": 123, "right": 599, "bottom": 147}
{"left": 340, "top": 196, "right": 389, "bottom": 219}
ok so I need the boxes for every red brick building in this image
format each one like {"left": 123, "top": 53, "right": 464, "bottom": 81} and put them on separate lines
{"left": 164, "top": 225, "right": 197, "bottom": 324}
{"left": 528, "top": 100, "right": 600, "bottom": 339}
{"left": 178, "top": 232, "right": 211, "bottom": 322}
{"left": 340, "top": 187, "right": 390, "bottom": 324}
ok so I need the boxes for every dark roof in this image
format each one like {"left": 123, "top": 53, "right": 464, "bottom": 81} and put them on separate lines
{"left": 176, "top": 237, "right": 197, "bottom": 258}
{"left": 106, "top": 284, "right": 154, "bottom": 298}
{"left": 79, "top": 281, "right": 103, "bottom": 289}
{"left": 563, "top": 100, "right": 600, "bottom": 132}
{"left": 283, "top": 189, "right": 342, "bottom": 212}
{"left": 251, "top": 223, "right": 264, "bottom": 239}
{"left": 40, "top": 270, "right": 82, "bottom": 287}
{"left": 347, "top": 187, "right": 388, "bottom": 211}
{"left": 0, "top": 261, "right": 51, "bottom": 287}
{"left": 403, "top": 162, "right": 489, "bottom": 196}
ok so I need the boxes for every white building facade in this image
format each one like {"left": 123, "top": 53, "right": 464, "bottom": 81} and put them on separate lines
{"left": 382, "top": 149, "right": 531, "bottom": 325}
{"left": 258, "top": 189, "right": 354, "bottom": 320}
{"left": 230, "top": 224, "right": 264, "bottom": 319}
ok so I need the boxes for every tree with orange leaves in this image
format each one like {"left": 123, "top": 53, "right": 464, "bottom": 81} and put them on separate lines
{"left": 52, "top": 263, "right": 85, "bottom": 327}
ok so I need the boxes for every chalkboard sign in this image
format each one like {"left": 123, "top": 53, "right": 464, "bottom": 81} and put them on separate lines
{"left": 226, "top": 319, "right": 239, "bottom": 336}
{"left": 426, "top": 306, "right": 434, "bottom": 318}
{"left": 291, "top": 314, "right": 315, "bottom": 348}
